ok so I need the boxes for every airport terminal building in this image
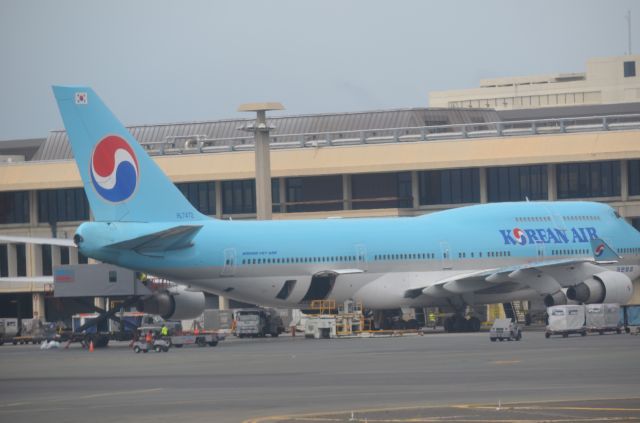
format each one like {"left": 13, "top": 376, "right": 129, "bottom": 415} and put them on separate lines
{"left": 2, "top": 55, "right": 640, "bottom": 321}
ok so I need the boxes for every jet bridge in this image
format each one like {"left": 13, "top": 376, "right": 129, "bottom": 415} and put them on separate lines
{"left": 53, "top": 263, "right": 153, "bottom": 347}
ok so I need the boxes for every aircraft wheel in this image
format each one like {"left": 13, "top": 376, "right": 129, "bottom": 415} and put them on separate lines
{"left": 490, "top": 337, "right": 497, "bottom": 342}
{"left": 545, "top": 332, "right": 551, "bottom": 338}
{"left": 498, "top": 338, "right": 504, "bottom": 342}
{"left": 468, "top": 317, "right": 481, "bottom": 332}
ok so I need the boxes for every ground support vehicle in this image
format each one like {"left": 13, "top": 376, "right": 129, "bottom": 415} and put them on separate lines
{"left": 621, "top": 304, "right": 640, "bottom": 333}
{"left": 138, "top": 325, "right": 222, "bottom": 348}
{"left": 234, "top": 308, "right": 284, "bottom": 338}
{"left": 170, "top": 333, "right": 220, "bottom": 348}
{"left": 489, "top": 319, "right": 522, "bottom": 342}
{"left": 545, "top": 305, "right": 587, "bottom": 338}
{"left": 132, "top": 338, "right": 170, "bottom": 353}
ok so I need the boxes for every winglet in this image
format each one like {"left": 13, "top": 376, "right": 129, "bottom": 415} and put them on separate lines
{"left": 590, "top": 238, "right": 620, "bottom": 261}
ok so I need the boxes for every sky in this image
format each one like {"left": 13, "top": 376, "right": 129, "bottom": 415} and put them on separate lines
{"left": 0, "top": 0, "right": 638, "bottom": 141}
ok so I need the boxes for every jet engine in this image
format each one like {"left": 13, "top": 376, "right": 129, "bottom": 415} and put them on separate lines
{"left": 566, "top": 271, "right": 633, "bottom": 304}
{"left": 544, "top": 289, "right": 567, "bottom": 307}
{"left": 137, "top": 289, "right": 205, "bottom": 320}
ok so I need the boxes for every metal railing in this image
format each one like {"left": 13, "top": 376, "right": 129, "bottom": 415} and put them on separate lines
{"left": 139, "top": 114, "right": 640, "bottom": 156}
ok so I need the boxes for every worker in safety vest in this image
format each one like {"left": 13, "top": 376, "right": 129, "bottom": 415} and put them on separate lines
{"left": 428, "top": 312, "right": 436, "bottom": 329}
{"left": 145, "top": 331, "right": 153, "bottom": 347}
{"left": 161, "top": 324, "right": 169, "bottom": 337}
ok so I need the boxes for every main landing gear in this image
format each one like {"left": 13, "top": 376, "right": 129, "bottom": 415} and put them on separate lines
{"left": 443, "top": 315, "right": 481, "bottom": 332}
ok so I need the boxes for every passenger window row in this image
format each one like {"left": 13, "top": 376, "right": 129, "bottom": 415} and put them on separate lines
{"left": 241, "top": 255, "right": 363, "bottom": 265}
{"left": 550, "top": 249, "right": 590, "bottom": 256}
{"left": 373, "top": 253, "right": 435, "bottom": 261}
{"left": 618, "top": 247, "right": 640, "bottom": 254}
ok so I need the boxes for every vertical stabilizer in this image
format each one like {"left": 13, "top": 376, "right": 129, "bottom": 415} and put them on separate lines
{"left": 52, "top": 86, "right": 208, "bottom": 223}
{"left": 590, "top": 238, "right": 620, "bottom": 261}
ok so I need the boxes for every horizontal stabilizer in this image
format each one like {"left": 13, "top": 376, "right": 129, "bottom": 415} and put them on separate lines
{"left": 0, "top": 235, "right": 75, "bottom": 247}
{"left": 590, "top": 238, "right": 620, "bottom": 262}
{"left": 107, "top": 225, "right": 203, "bottom": 255}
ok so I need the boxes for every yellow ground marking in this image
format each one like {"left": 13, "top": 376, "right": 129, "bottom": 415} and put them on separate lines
{"left": 245, "top": 397, "right": 640, "bottom": 423}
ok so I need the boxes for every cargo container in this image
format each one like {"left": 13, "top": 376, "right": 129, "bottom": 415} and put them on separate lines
{"left": 545, "top": 305, "right": 586, "bottom": 338}
{"left": 585, "top": 304, "right": 622, "bottom": 334}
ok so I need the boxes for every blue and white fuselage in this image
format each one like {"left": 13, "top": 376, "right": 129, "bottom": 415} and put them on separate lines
{"left": 52, "top": 86, "right": 637, "bottom": 319}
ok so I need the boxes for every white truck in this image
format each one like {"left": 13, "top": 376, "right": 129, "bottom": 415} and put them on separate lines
{"left": 234, "top": 309, "right": 284, "bottom": 338}
{"left": 489, "top": 319, "right": 522, "bottom": 341}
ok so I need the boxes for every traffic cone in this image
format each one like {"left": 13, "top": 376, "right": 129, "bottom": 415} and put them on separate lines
{"left": 89, "top": 340, "right": 94, "bottom": 352}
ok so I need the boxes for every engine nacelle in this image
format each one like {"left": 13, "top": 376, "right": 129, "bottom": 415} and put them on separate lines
{"left": 566, "top": 271, "right": 633, "bottom": 304}
{"left": 544, "top": 290, "right": 567, "bottom": 307}
{"left": 137, "top": 289, "right": 205, "bottom": 320}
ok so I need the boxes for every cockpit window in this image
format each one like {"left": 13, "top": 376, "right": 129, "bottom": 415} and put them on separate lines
{"left": 614, "top": 211, "right": 622, "bottom": 219}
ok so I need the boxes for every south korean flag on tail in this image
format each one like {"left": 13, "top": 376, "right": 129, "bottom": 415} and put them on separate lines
{"left": 75, "top": 92, "right": 88, "bottom": 105}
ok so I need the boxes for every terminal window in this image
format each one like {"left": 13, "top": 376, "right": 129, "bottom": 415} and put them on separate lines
{"left": 624, "top": 61, "right": 636, "bottom": 77}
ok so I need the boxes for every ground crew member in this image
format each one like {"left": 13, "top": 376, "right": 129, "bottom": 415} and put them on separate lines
{"left": 161, "top": 324, "right": 169, "bottom": 337}
{"left": 145, "top": 330, "right": 153, "bottom": 347}
{"left": 428, "top": 312, "right": 436, "bottom": 329}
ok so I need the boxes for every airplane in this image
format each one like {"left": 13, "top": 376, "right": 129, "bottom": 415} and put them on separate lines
{"left": 1, "top": 85, "right": 637, "bottom": 332}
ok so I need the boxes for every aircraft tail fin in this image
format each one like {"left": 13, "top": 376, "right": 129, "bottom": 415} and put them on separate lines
{"left": 52, "top": 86, "right": 209, "bottom": 223}
{"left": 590, "top": 238, "right": 620, "bottom": 262}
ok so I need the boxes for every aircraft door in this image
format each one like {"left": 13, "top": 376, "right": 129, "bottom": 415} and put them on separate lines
{"left": 536, "top": 241, "right": 545, "bottom": 260}
{"left": 221, "top": 248, "right": 236, "bottom": 277}
{"left": 355, "top": 244, "right": 368, "bottom": 271}
{"left": 440, "top": 241, "right": 452, "bottom": 270}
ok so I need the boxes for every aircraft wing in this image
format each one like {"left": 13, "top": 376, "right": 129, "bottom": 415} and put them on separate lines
{"left": 0, "top": 235, "right": 75, "bottom": 247}
{"left": 406, "top": 258, "right": 610, "bottom": 300}
{"left": 412, "top": 238, "right": 621, "bottom": 299}
{"left": 106, "top": 225, "right": 204, "bottom": 255}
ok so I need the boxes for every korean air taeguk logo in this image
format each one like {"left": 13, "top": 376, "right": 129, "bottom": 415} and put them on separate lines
{"left": 90, "top": 135, "right": 139, "bottom": 203}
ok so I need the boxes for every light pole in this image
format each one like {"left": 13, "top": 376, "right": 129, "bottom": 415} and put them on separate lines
{"left": 238, "top": 102, "right": 284, "bottom": 220}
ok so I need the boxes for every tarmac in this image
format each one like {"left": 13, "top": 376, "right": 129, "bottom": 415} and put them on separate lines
{"left": 0, "top": 329, "right": 639, "bottom": 423}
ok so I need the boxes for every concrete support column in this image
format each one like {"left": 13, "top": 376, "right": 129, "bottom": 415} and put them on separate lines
{"left": 215, "top": 181, "right": 223, "bottom": 218}
{"left": 411, "top": 171, "right": 420, "bottom": 209}
{"left": 547, "top": 164, "right": 557, "bottom": 201}
{"left": 238, "top": 102, "right": 284, "bottom": 221}
{"left": 218, "top": 295, "right": 230, "bottom": 310}
{"left": 32, "top": 292, "right": 45, "bottom": 321}
{"left": 479, "top": 168, "right": 488, "bottom": 203}
{"left": 69, "top": 247, "right": 79, "bottom": 265}
{"left": 621, "top": 160, "right": 629, "bottom": 202}
{"left": 254, "top": 113, "right": 272, "bottom": 220}
{"left": 342, "top": 174, "right": 352, "bottom": 210}
{"left": 29, "top": 190, "right": 38, "bottom": 225}
{"left": 7, "top": 243, "right": 18, "bottom": 277}
{"left": 27, "top": 244, "right": 42, "bottom": 278}
{"left": 51, "top": 246, "right": 61, "bottom": 271}
{"left": 94, "top": 297, "right": 106, "bottom": 310}
{"left": 279, "top": 177, "right": 287, "bottom": 213}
